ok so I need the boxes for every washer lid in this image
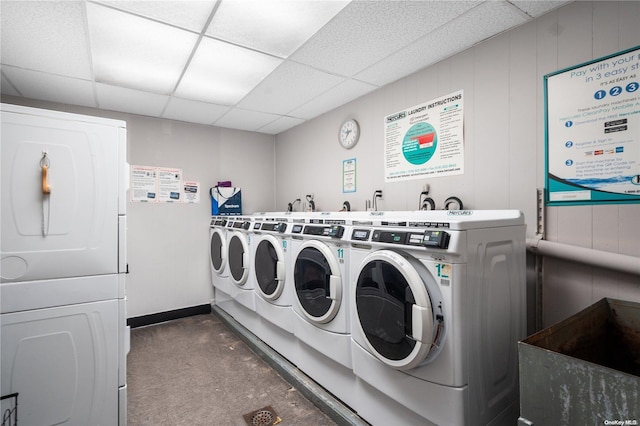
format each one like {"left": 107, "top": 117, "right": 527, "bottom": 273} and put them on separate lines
{"left": 228, "top": 231, "right": 249, "bottom": 286}
{"left": 254, "top": 235, "right": 285, "bottom": 300}
{"left": 209, "top": 228, "right": 226, "bottom": 274}
{"left": 354, "top": 250, "right": 445, "bottom": 370}
{"left": 294, "top": 240, "right": 342, "bottom": 324}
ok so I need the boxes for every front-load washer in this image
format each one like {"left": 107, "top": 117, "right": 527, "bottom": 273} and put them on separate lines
{"left": 290, "top": 212, "right": 357, "bottom": 407}
{"left": 250, "top": 212, "right": 299, "bottom": 363}
{"left": 225, "top": 216, "right": 258, "bottom": 330}
{"left": 348, "top": 210, "right": 526, "bottom": 426}
{"left": 209, "top": 216, "right": 231, "bottom": 296}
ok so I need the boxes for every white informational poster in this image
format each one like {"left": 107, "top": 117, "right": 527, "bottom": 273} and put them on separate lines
{"left": 130, "top": 165, "right": 158, "bottom": 202}
{"left": 384, "top": 90, "right": 464, "bottom": 182}
{"left": 157, "top": 168, "right": 182, "bottom": 203}
{"left": 183, "top": 181, "right": 200, "bottom": 203}
{"left": 546, "top": 46, "right": 640, "bottom": 205}
{"left": 130, "top": 165, "right": 185, "bottom": 203}
{"left": 343, "top": 158, "right": 356, "bottom": 193}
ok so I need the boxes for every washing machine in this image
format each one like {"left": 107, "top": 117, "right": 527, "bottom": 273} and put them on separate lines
{"left": 250, "top": 212, "right": 300, "bottom": 363}
{"left": 224, "top": 216, "right": 259, "bottom": 330}
{"left": 348, "top": 210, "right": 526, "bottom": 426}
{"left": 289, "top": 212, "right": 359, "bottom": 407}
{"left": 209, "top": 216, "right": 231, "bottom": 296}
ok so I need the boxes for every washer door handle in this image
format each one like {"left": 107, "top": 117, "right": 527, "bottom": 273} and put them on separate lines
{"left": 276, "top": 260, "right": 285, "bottom": 282}
{"left": 242, "top": 252, "right": 249, "bottom": 270}
{"left": 411, "top": 304, "right": 434, "bottom": 344}
{"left": 327, "top": 275, "right": 341, "bottom": 300}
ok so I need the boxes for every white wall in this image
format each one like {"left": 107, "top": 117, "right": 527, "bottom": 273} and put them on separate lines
{"left": 275, "top": 1, "right": 640, "bottom": 328}
{"left": 1, "top": 95, "right": 276, "bottom": 318}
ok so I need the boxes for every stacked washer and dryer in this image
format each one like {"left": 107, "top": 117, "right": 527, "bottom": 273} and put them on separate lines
{"left": 210, "top": 209, "right": 526, "bottom": 426}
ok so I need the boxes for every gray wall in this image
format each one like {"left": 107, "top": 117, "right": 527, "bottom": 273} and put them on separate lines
{"left": 1, "top": 95, "right": 276, "bottom": 318}
{"left": 275, "top": 1, "right": 640, "bottom": 328}
{"left": 3, "top": 1, "right": 639, "bottom": 327}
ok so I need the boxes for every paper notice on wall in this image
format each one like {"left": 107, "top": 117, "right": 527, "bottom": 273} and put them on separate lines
{"left": 384, "top": 90, "right": 464, "bottom": 182}
{"left": 130, "top": 165, "right": 158, "bottom": 202}
{"left": 183, "top": 181, "right": 200, "bottom": 203}
{"left": 130, "top": 165, "right": 184, "bottom": 203}
{"left": 157, "top": 167, "right": 182, "bottom": 203}
{"left": 343, "top": 158, "right": 356, "bottom": 193}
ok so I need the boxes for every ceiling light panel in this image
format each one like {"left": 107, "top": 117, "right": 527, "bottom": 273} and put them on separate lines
{"left": 0, "top": 1, "right": 92, "bottom": 79}
{"left": 206, "top": 0, "right": 349, "bottom": 58}
{"left": 87, "top": 3, "right": 198, "bottom": 94}
{"left": 290, "top": 1, "right": 480, "bottom": 77}
{"left": 175, "top": 37, "right": 283, "bottom": 105}
{"left": 95, "top": 1, "right": 217, "bottom": 33}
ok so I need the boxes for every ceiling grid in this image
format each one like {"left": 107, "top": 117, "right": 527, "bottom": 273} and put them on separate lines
{"left": 0, "top": 0, "right": 569, "bottom": 134}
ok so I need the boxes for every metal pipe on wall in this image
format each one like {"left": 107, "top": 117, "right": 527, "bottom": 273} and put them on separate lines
{"left": 526, "top": 238, "right": 640, "bottom": 276}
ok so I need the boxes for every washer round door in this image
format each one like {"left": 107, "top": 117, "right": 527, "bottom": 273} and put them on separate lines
{"left": 294, "top": 240, "right": 342, "bottom": 324}
{"left": 254, "top": 235, "right": 286, "bottom": 300}
{"left": 228, "top": 231, "right": 249, "bottom": 286}
{"left": 209, "top": 228, "right": 227, "bottom": 275}
{"left": 354, "top": 250, "right": 445, "bottom": 370}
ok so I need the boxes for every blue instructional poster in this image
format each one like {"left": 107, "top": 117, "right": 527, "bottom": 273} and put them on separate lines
{"left": 545, "top": 46, "right": 640, "bottom": 205}
{"left": 384, "top": 90, "right": 464, "bottom": 182}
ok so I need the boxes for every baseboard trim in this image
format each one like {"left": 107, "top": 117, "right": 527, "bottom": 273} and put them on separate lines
{"left": 127, "top": 304, "right": 212, "bottom": 328}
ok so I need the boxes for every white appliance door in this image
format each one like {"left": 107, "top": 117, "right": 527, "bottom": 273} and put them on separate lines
{"left": 1, "top": 299, "right": 120, "bottom": 426}
{"left": 209, "top": 227, "right": 227, "bottom": 275}
{"left": 1, "top": 107, "right": 122, "bottom": 282}
{"left": 354, "top": 250, "right": 445, "bottom": 370}
{"left": 254, "top": 235, "right": 285, "bottom": 300}
{"left": 293, "top": 240, "right": 342, "bottom": 324}
{"left": 228, "top": 231, "right": 250, "bottom": 286}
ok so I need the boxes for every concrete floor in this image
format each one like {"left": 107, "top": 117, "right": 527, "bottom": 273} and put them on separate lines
{"left": 127, "top": 313, "right": 339, "bottom": 425}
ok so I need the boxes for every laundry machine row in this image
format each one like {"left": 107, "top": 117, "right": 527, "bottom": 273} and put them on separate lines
{"left": 209, "top": 210, "right": 526, "bottom": 426}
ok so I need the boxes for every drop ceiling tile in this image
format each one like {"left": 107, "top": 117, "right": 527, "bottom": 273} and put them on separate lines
{"left": 163, "top": 97, "right": 230, "bottom": 125}
{"left": 96, "top": 1, "right": 217, "bottom": 33}
{"left": 289, "top": 0, "right": 480, "bottom": 77}
{"left": 2, "top": 66, "right": 97, "bottom": 108}
{"left": 355, "top": 1, "right": 530, "bottom": 87}
{"left": 207, "top": 0, "right": 349, "bottom": 58}
{"left": 0, "top": 1, "right": 92, "bottom": 79}
{"left": 87, "top": 3, "right": 198, "bottom": 94}
{"left": 237, "top": 61, "right": 345, "bottom": 115}
{"left": 213, "top": 108, "right": 280, "bottom": 132}
{"left": 175, "top": 37, "right": 283, "bottom": 105}
{"left": 96, "top": 83, "right": 169, "bottom": 117}
{"left": 1, "top": 72, "right": 21, "bottom": 97}
{"left": 511, "top": 1, "right": 571, "bottom": 18}
{"left": 258, "top": 116, "right": 306, "bottom": 135}
{"left": 289, "top": 79, "right": 378, "bottom": 119}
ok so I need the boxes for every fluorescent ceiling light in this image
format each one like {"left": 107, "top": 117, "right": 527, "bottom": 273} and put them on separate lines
{"left": 175, "top": 37, "right": 283, "bottom": 105}
{"left": 207, "top": 0, "right": 350, "bottom": 58}
{"left": 87, "top": 3, "right": 198, "bottom": 94}
{"left": 96, "top": 1, "right": 217, "bottom": 33}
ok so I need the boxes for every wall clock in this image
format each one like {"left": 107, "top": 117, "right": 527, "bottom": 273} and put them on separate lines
{"left": 338, "top": 118, "right": 360, "bottom": 149}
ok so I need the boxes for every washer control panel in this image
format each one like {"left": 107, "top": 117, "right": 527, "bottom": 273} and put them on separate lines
{"left": 303, "top": 224, "right": 345, "bottom": 238}
{"left": 352, "top": 228, "right": 450, "bottom": 249}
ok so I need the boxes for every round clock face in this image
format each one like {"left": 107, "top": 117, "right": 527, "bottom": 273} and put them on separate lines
{"left": 339, "top": 119, "right": 360, "bottom": 149}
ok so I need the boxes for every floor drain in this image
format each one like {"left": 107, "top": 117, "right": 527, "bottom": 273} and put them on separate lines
{"left": 243, "top": 405, "right": 281, "bottom": 426}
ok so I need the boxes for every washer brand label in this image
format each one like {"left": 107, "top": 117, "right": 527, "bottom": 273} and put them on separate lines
{"left": 447, "top": 210, "right": 473, "bottom": 216}
{"left": 386, "top": 111, "right": 406, "bottom": 123}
